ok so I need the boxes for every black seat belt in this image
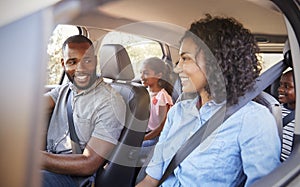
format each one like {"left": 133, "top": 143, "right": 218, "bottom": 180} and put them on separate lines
{"left": 66, "top": 89, "right": 83, "bottom": 154}
{"left": 158, "top": 60, "right": 287, "bottom": 185}
{"left": 283, "top": 110, "right": 295, "bottom": 127}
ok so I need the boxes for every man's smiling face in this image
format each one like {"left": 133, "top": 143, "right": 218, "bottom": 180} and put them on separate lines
{"left": 61, "top": 42, "right": 97, "bottom": 92}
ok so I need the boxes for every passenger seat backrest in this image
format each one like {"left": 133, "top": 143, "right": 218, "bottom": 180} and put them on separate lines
{"left": 95, "top": 44, "right": 150, "bottom": 187}
{"left": 253, "top": 91, "right": 282, "bottom": 140}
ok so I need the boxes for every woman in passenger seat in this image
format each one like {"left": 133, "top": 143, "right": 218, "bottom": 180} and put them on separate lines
{"left": 278, "top": 70, "right": 295, "bottom": 161}
{"left": 139, "top": 57, "right": 174, "bottom": 157}
{"left": 136, "top": 14, "right": 281, "bottom": 187}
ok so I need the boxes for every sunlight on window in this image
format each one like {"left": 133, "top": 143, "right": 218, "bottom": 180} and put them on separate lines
{"left": 47, "top": 24, "right": 79, "bottom": 85}
{"left": 100, "top": 31, "right": 162, "bottom": 78}
{"left": 259, "top": 53, "right": 283, "bottom": 73}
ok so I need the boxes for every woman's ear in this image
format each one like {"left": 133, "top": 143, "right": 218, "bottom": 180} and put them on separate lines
{"left": 195, "top": 50, "right": 206, "bottom": 74}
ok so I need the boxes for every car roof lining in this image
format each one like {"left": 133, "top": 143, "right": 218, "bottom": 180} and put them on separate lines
{"left": 57, "top": 0, "right": 288, "bottom": 53}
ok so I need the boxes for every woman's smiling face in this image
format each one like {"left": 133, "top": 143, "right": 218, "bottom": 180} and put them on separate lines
{"left": 175, "top": 37, "right": 207, "bottom": 94}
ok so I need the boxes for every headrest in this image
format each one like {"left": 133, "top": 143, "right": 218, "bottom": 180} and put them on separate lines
{"left": 283, "top": 40, "right": 293, "bottom": 68}
{"left": 99, "top": 44, "right": 134, "bottom": 81}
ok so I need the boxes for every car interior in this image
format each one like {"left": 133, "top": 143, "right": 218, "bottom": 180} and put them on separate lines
{"left": 95, "top": 43, "right": 150, "bottom": 186}
{"left": 0, "top": 0, "right": 299, "bottom": 187}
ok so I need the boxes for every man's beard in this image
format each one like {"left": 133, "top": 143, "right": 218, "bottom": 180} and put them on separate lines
{"left": 66, "top": 71, "right": 98, "bottom": 91}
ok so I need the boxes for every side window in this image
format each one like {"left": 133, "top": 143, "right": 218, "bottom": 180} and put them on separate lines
{"left": 47, "top": 24, "right": 80, "bottom": 85}
{"left": 259, "top": 53, "right": 283, "bottom": 73}
{"left": 99, "top": 31, "right": 163, "bottom": 79}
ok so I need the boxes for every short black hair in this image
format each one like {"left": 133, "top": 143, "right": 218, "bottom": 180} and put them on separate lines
{"left": 62, "top": 35, "right": 94, "bottom": 53}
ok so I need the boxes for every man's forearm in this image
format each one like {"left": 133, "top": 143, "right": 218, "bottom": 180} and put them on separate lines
{"left": 40, "top": 147, "right": 103, "bottom": 176}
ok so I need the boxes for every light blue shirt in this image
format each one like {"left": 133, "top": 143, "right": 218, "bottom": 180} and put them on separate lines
{"left": 146, "top": 97, "right": 281, "bottom": 187}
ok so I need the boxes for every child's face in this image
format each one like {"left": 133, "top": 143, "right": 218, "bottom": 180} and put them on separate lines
{"left": 278, "top": 71, "right": 295, "bottom": 109}
{"left": 140, "top": 64, "right": 160, "bottom": 88}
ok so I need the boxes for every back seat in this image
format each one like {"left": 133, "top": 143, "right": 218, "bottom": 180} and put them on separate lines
{"left": 95, "top": 44, "right": 150, "bottom": 186}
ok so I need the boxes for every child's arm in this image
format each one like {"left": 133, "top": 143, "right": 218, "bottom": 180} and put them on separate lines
{"left": 144, "top": 104, "right": 170, "bottom": 140}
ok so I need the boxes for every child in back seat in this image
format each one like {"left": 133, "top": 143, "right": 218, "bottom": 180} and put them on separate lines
{"left": 278, "top": 69, "right": 296, "bottom": 161}
{"left": 139, "top": 57, "right": 174, "bottom": 158}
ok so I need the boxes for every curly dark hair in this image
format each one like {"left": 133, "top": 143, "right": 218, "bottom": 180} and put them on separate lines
{"left": 181, "top": 14, "right": 261, "bottom": 106}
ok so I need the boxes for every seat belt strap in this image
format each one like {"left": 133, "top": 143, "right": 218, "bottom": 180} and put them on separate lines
{"left": 158, "top": 105, "right": 226, "bottom": 185}
{"left": 66, "top": 89, "right": 83, "bottom": 154}
{"left": 158, "top": 60, "right": 287, "bottom": 185}
{"left": 283, "top": 110, "right": 295, "bottom": 127}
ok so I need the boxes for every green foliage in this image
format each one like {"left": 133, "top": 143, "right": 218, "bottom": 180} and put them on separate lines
{"left": 47, "top": 25, "right": 79, "bottom": 85}
{"left": 47, "top": 28, "right": 162, "bottom": 85}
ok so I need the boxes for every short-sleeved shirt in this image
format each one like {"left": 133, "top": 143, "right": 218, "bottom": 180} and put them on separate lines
{"left": 146, "top": 97, "right": 281, "bottom": 187}
{"left": 46, "top": 77, "right": 126, "bottom": 154}
{"left": 148, "top": 89, "right": 173, "bottom": 130}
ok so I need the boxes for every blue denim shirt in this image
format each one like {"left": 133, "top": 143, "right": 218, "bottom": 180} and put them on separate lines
{"left": 146, "top": 97, "right": 281, "bottom": 187}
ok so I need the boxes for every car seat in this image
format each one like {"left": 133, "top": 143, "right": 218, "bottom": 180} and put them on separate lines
{"left": 95, "top": 44, "right": 150, "bottom": 187}
{"left": 253, "top": 91, "right": 282, "bottom": 139}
